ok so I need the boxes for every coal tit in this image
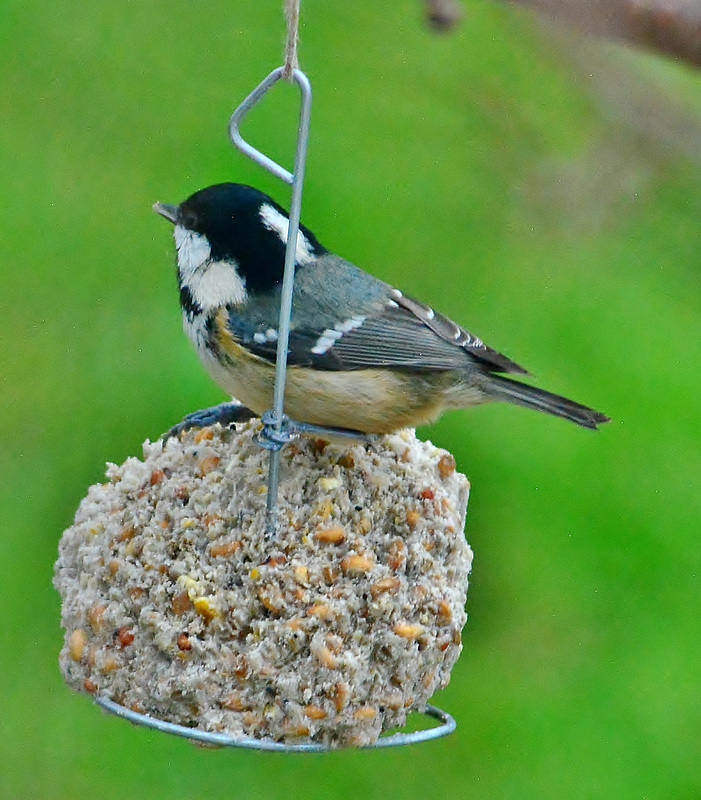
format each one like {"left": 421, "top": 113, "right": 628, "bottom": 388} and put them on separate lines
{"left": 154, "top": 183, "right": 609, "bottom": 434}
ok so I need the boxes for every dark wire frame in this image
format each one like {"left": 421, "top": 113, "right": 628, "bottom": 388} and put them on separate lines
{"left": 95, "top": 66, "right": 458, "bottom": 752}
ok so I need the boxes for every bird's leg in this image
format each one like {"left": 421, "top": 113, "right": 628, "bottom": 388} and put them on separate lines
{"left": 162, "top": 401, "right": 258, "bottom": 440}
{"left": 256, "top": 411, "right": 376, "bottom": 450}
{"left": 293, "top": 420, "right": 376, "bottom": 446}
{"left": 164, "top": 403, "right": 377, "bottom": 447}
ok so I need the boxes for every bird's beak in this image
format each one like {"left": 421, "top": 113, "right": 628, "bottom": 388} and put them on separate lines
{"left": 153, "top": 202, "right": 179, "bottom": 224}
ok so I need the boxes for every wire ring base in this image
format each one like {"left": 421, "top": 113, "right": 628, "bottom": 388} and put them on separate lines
{"left": 95, "top": 697, "right": 456, "bottom": 751}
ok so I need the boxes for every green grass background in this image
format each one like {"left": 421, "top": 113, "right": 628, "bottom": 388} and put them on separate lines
{"left": 2, "top": 1, "right": 700, "bottom": 798}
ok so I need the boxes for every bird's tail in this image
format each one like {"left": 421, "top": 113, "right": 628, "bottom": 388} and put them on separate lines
{"left": 480, "top": 374, "right": 610, "bottom": 430}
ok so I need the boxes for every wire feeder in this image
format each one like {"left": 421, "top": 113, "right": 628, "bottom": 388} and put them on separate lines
{"left": 94, "top": 11, "right": 459, "bottom": 752}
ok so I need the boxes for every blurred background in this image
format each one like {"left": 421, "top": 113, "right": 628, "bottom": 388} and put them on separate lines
{"left": 2, "top": 1, "right": 700, "bottom": 798}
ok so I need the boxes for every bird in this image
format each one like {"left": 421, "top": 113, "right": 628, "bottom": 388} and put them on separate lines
{"left": 154, "top": 183, "right": 609, "bottom": 436}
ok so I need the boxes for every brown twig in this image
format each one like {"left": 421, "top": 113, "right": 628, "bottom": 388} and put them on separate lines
{"left": 425, "top": 0, "right": 465, "bottom": 32}
{"left": 503, "top": 0, "right": 701, "bottom": 68}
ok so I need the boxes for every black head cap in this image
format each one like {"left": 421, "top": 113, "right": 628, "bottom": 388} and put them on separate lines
{"left": 175, "top": 183, "right": 325, "bottom": 293}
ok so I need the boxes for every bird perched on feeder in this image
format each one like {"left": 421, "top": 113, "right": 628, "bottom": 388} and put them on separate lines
{"left": 154, "top": 183, "right": 609, "bottom": 435}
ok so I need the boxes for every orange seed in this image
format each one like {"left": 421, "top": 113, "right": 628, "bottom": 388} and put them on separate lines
{"left": 315, "top": 527, "right": 346, "bottom": 544}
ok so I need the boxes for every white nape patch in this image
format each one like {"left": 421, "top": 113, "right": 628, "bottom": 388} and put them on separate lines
{"left": 174, "top": 225, "right": 247, "bottom": 311}
{"left": 259, "top": 203, "right": 316, "bottom": 265}
{"left": 265, "top": 328, "right": 278, "bottom": 341}
{"left": 311, "top": 317, "right": 366, "bottom": 355}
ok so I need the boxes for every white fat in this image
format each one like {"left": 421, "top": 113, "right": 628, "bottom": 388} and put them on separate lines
{"left": 174, "top": 225, "right": 247, "bottom": 310}
{"left": 259, "top": 203, "right": 316, "bottom": 265}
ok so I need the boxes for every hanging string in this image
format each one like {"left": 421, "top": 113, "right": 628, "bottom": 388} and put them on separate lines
{"left": 283, "top": 0, "right": 300, "bottom": 79}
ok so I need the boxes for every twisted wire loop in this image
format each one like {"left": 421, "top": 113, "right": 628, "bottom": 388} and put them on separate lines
{"left": 95, "top": 697, "right": 456, "bottom": 751}
{"left": 256, "top": 411, "right": 376, "bottom": 451}
{"left": 256, "top": 411, "right": 298, "bottom": 451}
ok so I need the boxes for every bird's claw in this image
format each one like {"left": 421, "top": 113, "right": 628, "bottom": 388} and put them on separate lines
{"left": 162, "top": 402, "right": 257, "bottom": 440}
{"left": 163, "top": 402, "right": 375, "bottom": 449}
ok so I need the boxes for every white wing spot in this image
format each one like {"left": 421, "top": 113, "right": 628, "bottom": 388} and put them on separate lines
{"left": 334, "top": 316, "right": 366, "bottom": 334}
{"left": 390, "top": 288, "right": 403, "bottom": 299}
{"left": 259, "top": 203, "right": 316, "bottom": 265}
{"left": 254, "top": 328, "right": 278, "bottom": 345}
{"left": 311, "top": 335, "right": 337, "bottom": 355}
{"left": 311, "top": 317, "right": 367, "bottom": 355}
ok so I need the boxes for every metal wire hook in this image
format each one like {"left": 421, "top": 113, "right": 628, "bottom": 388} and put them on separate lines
{"left": 229, "top": 66, "right": 311, "bottom": 535}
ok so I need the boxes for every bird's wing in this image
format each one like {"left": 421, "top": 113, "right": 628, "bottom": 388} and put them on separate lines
{"left": 225, "top": 289, "right": 528, "bottom": 375}
{"left": 389, "top": 291, "right": 528, "bottom": 375}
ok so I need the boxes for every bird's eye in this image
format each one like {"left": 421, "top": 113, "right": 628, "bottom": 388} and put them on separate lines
{"left": 181, "top": 210, "right": 198, "bottom": 230}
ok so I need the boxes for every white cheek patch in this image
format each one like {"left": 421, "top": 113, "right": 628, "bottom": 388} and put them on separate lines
{"left": 174, "top": 225, "right": 211, "bottom": 276}
{"left": 259, "top": 203, "right": 316, "bottom": 265}
{"left": 191, "top": 261, "right": 247, "bottom": 309}
{"left": 175, "top": 225, "right": 247, "bottom": 310}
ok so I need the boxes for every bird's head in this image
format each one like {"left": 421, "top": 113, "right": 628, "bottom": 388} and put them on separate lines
{"left": 154, "top": 183, "right": 325, "bottom": 313}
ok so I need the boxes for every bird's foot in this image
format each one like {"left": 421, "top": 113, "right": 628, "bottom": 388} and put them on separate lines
{"left": 163, "top": 401, "right": 257, "bottom": 440}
